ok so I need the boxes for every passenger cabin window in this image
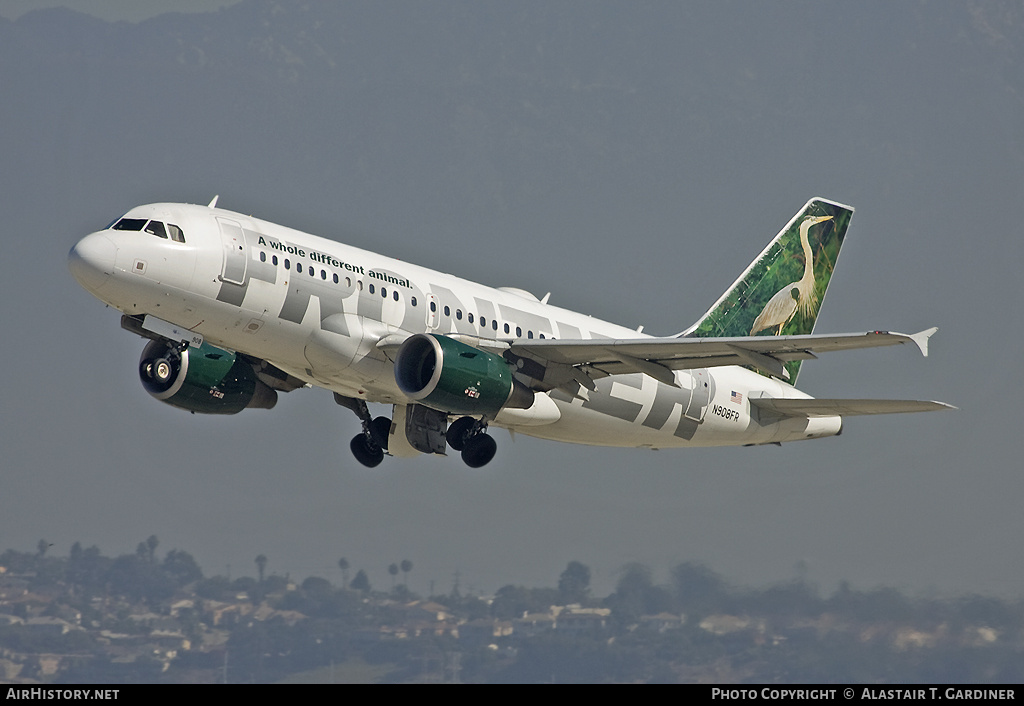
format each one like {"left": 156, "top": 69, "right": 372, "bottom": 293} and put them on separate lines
{"left": 260, "top": 252, "right": 267, "bottom": 262}
{"left": 144, "top": 221, "right": 167, "bottom": 238}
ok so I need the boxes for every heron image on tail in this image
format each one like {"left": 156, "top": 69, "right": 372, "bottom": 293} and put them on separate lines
{"left": 684, "top": 198, "right": 852, "bottom": 383}
{"left": 749, "top": 214, "right": 833, "bottom": 336}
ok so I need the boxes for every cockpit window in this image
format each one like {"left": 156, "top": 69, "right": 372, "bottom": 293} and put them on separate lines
{"left": 112, "top": 218, "right": 147, "bottom": 231}
{"left": 109, "top": 217, "right": 186, "bottom": 243}
{"left": 145, "top": 220, "right": 168, "bottom": 238}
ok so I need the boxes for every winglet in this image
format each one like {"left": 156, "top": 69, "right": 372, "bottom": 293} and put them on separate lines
{"left": 208, "top": 195, "right": 220, "bottom": 209}
{"left": 907, "top": 327, "right": 938, "bottom": 357}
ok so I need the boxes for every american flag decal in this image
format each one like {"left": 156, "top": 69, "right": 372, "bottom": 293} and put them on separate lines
{"left": 730, "top": 390, "right": 743, "bottom": 404}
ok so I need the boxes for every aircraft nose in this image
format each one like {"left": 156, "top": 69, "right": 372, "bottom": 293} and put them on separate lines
{"left": 68, "top": 232, "right": 117, "bottom": 292}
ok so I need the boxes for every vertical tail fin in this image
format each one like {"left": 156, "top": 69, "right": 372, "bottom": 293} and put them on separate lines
{"left": 682, "top": 197, "right": 854, "bottom": 383}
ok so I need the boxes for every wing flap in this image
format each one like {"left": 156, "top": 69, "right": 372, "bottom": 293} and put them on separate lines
{"left": 508, "top": 329, "right": 935, "bottom": 376}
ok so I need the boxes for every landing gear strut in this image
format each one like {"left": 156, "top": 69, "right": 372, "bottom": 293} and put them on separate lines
{"left": 335, "top": 393, "right": 389, "bottom": 468}
{"left": 447, "top": 416, "right": 497, "bottom": 468}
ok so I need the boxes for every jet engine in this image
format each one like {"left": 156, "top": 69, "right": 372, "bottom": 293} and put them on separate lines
{"left": 394, "top": 333, "right": 534, "bottom": 417}
{"left": 138, "top": 339, "right": 278, "bottom": 414}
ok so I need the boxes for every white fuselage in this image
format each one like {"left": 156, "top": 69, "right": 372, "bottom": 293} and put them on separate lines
{"left": 69, "top": 202, "right": 839, "bottom": 450}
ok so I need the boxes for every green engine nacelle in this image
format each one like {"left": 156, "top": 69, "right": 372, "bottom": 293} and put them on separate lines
{"left": 139, "top": 339, "right": 277, "bottom": 414}
{"left": 394, "top": 333, "right": 534, "bottom": 417}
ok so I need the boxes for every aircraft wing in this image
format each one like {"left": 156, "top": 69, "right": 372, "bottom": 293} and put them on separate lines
{"left": 506, "top": 328, "right": 937, "bottom": 385}
{"left": 749, "top": 397, "right": 955, "bottom": 418}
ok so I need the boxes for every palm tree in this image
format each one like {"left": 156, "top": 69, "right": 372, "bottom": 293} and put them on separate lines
{"left": 400, "top": 559, "right": 413, "bottom": 587}
{"left": 388, "top": 563, "right": 399, "bottom": 591}
{"left": 255, "top": 554, "right": 267, "bottom": 585}
{"left": 338, "top": 557, "right": 350, "bottom": 587}
{"left": 146, "top": 535, "right": 159, "bottom": 563}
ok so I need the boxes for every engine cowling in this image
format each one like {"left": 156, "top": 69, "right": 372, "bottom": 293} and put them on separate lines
{"left": 138, "top": 339, "right": 277, "bottom": 414}
{"left": 394, "top": 333, "right": 534, "bottom": 417}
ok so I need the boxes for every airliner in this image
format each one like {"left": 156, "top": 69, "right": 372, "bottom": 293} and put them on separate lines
{"left": 68, "top": 196, "right": 951, "bottom": 468}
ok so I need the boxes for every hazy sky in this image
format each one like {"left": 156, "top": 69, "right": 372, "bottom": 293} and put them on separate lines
{"left": 2, "top": 1, "right": 1022, "bottom": 600}
{"left": 0, "top": 0, "right": 241, "bottom": 22}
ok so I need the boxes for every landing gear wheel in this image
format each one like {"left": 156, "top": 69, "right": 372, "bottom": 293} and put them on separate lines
{"left": 461, "top": 433, "right": 497, "bottom": 468}
{"left": 369, "top": 416, "right": 391, "bottom": 451}
{"left": 446, "top": 416, "right": 477, "bottom": 451}
{"left": 350, "top": 434, "right": 384, "bottom": 468}
{"left": 153, "top": 358, "right": 174, "bottom": 383}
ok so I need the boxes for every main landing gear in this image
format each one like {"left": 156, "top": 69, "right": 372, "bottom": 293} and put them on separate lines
{"left": 336, "top": 393, "right": 389, "bottom": 468}
{"left": 348, "top": 415, "right": 392, "bottom": 468}
{"left": 335, "top": 395, "right": 498, "bottom": 468}
{"left": 446, "top": 416, "right": 497, "bottom": 468}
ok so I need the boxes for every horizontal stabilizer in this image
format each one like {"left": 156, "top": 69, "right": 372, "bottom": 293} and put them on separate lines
{"left": 750, "top": 397, "right": 956, "bottom": 418}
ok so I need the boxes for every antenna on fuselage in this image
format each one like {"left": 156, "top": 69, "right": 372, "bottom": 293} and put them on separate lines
{"left": 207, "top": 195, "right": 219, "bottom": 208}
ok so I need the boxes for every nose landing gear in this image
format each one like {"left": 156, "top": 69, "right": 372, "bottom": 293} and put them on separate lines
{"left": 139, "top": 340, "right": 188, "bottom": 392}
